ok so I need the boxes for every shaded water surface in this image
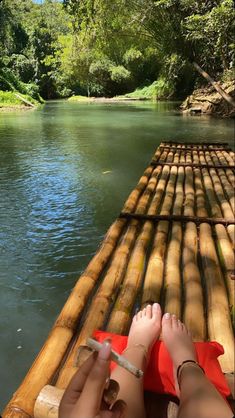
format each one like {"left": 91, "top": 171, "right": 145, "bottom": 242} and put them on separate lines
{"left": 0, "top": 100, "right": 234, "bottom": 410}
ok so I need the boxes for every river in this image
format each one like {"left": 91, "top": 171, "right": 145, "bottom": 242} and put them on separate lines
{"left": 0, "top": 100, "right": 234, "bottom": 411}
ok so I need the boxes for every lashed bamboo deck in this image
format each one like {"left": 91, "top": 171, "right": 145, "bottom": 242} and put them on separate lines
{"left": 3, "top": 142, "right": 235, "bottom": 418}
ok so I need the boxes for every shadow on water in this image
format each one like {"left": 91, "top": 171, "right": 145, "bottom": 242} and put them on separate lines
{"left": 0, "top": 100, "right": 234, "bottom": 410}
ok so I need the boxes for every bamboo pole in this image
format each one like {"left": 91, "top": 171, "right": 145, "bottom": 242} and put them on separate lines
{"left": 227, "top": 224, "right": 235, "bottom": 248}
{"left": 183, "top": 222, "right": 206, "bottom": 340}
{"left": 163, "top": 221, "right": 182, "bottom": 318}
{"left": 182, "top": 162, "right": 205, "bottom": 340}
{"left": 154, "top": 147, "right": 168, "bottom": 162}
{"left": 215, "top": 150, "right": 228, "bottom": 166}
{"left": 163, "top": 165, "right": 183, "bottom": 318}
{"left": 209, "top": 170, "right": 234, "bottom": 218}
{"left": 153, "top": 148, "right": 163, "bottom": 163}
{"left": 196, "top": 157, "right": 235, "bottom": 308}
{"left": 120, "top": 212, "right": 234, "bottom": 226}
{"left": 56, "top": 169, "right": 162, "bottom": 388}
{"left": 197, "top": 161, "right": 235, "bottom": 305}
{"left": 207, "top": 168, "right": 235, "bottom": 244}
{"left": 161, "top": 141, "right": 229, "bottom": 147}
{"left": 204, "top": 150, "right": 234, "bottom": 217}
{"left": 192, "top": 150, "right": 199, "bottom": 164}
{"left": 201, "top": 167, "right": 222, "bottom": 218}
{"left": 199, "top": 223, "right": 234, "bottom": 373}
{"left": 205, "top": 151, "right": 235, "bottom": 211}
{"left": 210, "top": 150, "right": 220, "bottom": 166}
{"left": 226, "top": 170, "right": 235, "bottom": 188}
{"left": 207, "top": 150, "right": 235, "bottom": 212}
{"left": 215, "top": 150, "right": 235, "bottom": 188}
{"left": 180, "top": 149, "right": 186, "bottom": 164}
{"left": 106, "top": 219, "right": 154, "bottom": 334}
{"left": 160, "top": 166, "right": 178, "bottom": 216}
{"left": 141, "top": 153, "right": 181, "bottom": 306}
{"left": 34, "top": 386, "right": 63, "bottom": 418}
{"left": 135, "top": 167, "right": 162, "bottom": 215}
{"left": 222, "top": 150, "right": 235, "bottom": 166}
{"left": 194, "top": 168, "right": 208, "bottom": 218}
{"left": 229, "top": 151, "right": 235, "bottom": 160}
{"left": 161, "top": 146, "right": 228, "bottom": 152}
{"left": 215, "top": 224, "right": 235, "bottom": 318}
{"left": 147, "top": 167, "right": 170, "bottom": 216}
{"left": 141, "top": 220, "right": 169, "bottom": 307}
{"left": 123, "top": 166, "right": 154, "bottom": 213}
{"left": 216, "top": 170, "right": 235, "bottom": 214}
{"left": 184, "top": 167, "right": 194, "bottom": 217}
{"left": 172, "top": 167, "right": 184, "bottom": 216}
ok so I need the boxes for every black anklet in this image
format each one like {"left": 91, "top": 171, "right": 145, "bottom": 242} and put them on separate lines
{"left": 177, "top": 360, "right": 205, "bottom": 386}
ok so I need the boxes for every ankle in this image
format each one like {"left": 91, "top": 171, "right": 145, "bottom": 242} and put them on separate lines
{"left": 123, "top": 344, "right": 148, "bottom": 358}
{"left": 178, "top": 362, "right": 205, "bottom": 389}
{"left": 122, "top": 344, "right": 148, "bottom": 369}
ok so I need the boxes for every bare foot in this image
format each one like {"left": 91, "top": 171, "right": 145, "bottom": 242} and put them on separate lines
{"left": 162, "top": 313, "right": 197, "bottom": 395}
{"left": 126, "top": 303, "right": 162, "bottom": 354}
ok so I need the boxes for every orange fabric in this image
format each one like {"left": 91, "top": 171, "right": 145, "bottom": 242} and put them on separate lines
{"left": 94, "top": 331, "right": 231, "bottom": 398}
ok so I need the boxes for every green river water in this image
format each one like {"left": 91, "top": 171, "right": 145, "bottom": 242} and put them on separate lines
{"left": 0, "top": 100, "right": 234, "bottom": 411}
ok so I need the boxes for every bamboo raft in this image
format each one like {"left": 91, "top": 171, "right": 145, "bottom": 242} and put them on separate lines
{"left": 3, "top": 141, "right": 235, "bottom": 418}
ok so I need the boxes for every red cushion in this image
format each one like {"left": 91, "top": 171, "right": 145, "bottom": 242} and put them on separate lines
{"left": 93, "top": 330, "right": 231, "bottom": 398}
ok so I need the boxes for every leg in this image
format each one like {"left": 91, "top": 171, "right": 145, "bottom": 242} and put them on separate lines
{"left": 162, "top": 313, "right": 233, "bottom": 418}
{"left": 110, "top": 303, "right": 162, "bottom": 418}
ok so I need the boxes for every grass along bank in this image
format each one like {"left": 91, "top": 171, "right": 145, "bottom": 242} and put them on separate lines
{"left": 0, "top": 91, "right": 43, "bottom": 110}
{"left": 68, "top": 78, "right": 175, "bottom": 102}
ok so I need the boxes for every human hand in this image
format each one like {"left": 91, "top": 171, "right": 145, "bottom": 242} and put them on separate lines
{"left": 59, "top": 340, "right": 126, "bottom": 418}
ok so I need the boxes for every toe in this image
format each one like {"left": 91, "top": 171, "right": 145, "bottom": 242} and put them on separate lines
{"left": 152, "top": 303, "right": 161, "bottom": 322}
{"left": 172, "top": 315, "right": 178, "bottom": 330}
{"left": 137, "top": 310, "right": 142, "bottom": 320}
{"left": 133, "top": 314, "right": 137, "bottom": 322}
{"left": 146, "top": 304, "right": 152, "bottom": 319}
{"left": 178, "top": 319, "right": 184, "bottom": 331}
{"left": 142, "top": 307, "right": 147, "bottom": 317}
{"left": 162, "top": 312, "right": 172, "bottom": 329}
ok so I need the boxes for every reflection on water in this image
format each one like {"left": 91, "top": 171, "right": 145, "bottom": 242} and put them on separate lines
{"left": 0, "top": 100, "right": 234, "bottom": 410}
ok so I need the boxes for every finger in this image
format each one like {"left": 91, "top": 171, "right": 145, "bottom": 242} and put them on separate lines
{"left": 61, "top": 352, "right": 97, "bottom": 405}
{"left": 75, "top": 340, "right": 112, "bottom": 416}
{"left": 103, "top": 379, "right": 120, "bottom": 405}
{"left": 111, "top": 399, "right": 127, "bottom": 418}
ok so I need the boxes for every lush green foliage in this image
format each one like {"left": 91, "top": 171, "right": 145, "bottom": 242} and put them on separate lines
{"left": 0, "top": 90, "right": 41, "bottom": 107}
{"left": 0, "top": 0, "right": 234, "bottom": 101}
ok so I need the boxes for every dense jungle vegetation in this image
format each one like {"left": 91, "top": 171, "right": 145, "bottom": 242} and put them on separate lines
{"left": 0, "top": 0, "right": 234, "bottom": 102}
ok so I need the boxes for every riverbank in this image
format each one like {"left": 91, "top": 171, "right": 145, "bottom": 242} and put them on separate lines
{"left": 68, "top": 79, "right": 172, "bottom": 103}
{"left": 0, "top": 91, "right": 42, "bottom": 111}
{"left": 181, "top": 80, "right": 235, "bottom": 118}
{"left": 68, "top": 79, "right": 235, "bottom": 119}
{"left": 68, "top": 95, "right": 146, "bottom": 103}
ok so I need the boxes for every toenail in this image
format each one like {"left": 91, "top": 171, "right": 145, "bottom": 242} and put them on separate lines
{"left": 164, "top": 313, "right": 171, "bottom": 319}
{"left": 153, "top": 303, "right": 160, "bottom": 309}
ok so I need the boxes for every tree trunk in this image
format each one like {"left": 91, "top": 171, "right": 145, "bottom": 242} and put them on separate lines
{"left": 193, "top": 62, "right": 235, "bottom": 108}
